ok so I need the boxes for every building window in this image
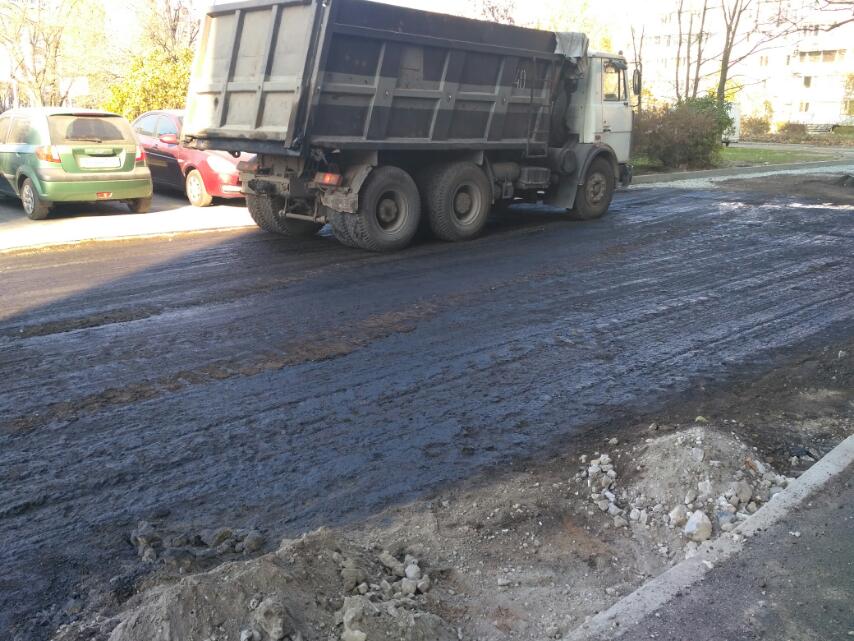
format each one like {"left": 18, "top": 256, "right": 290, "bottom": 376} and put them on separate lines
{"left": 846, "top": 100, "right": 854, "bottom": 116}
{"left": 803, "top": 76, "right": 812, "bottom": 88}
{"left": 760, "top": 55, "right": 769, "bottom": 66}
{"left": 823, "top": 50, "right": 836, "bottom": 63}
{"left": 786, "top": 55, "right": 790, "bottom": 65}
{"left": 800, "top": 102, "right": 810, "bottom": 112}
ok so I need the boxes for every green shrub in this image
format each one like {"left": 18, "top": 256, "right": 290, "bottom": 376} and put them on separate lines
{"left": 633, "top": 97, "right": 732, "bottom": 169}
{"left": 102, "top": 48, "right": 193, "bottom": 121}
{"left": 741, "top": 116, "right": 770, "bottom": 136}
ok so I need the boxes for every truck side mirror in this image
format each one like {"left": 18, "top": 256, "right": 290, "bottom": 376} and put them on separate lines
{"left": 632, "top": 69, "right": 642, "bottom": 96}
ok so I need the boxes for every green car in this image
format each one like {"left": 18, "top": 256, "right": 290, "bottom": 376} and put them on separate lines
{"left": 0, "top": 107, "right": 153, "bottom": 220}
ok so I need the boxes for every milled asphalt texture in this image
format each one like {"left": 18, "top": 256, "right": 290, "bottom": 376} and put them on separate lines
{"left": 2, "top": 174, "right": 853, "bottom": 640}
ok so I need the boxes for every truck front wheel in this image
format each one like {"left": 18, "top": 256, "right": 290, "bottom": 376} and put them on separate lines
{"left": 571, "top": 157, "right": 616, "bottom": 220}
{"left": 348, "top": 166, "right": 421, "bottom": 252}
{"left": 246, "top": 193, "right": 323, "bottom": 237}
{"left": 424, "top": 162, "right": 491, "bottom": 241}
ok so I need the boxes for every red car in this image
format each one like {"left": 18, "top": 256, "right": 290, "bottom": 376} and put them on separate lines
{"left": 132, "top": 109, "right": 251, "bottom": 207}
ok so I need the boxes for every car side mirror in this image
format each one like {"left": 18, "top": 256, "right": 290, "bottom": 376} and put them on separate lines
{"left": 159, "top": 134, "right": 179, "bottom": 145}
{"left": 632, "top": 68, "right": 642, "bottom": 96}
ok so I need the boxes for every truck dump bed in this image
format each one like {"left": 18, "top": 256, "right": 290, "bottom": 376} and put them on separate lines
{"left": 183, "top": 0, "right": 587, "bottom": 154}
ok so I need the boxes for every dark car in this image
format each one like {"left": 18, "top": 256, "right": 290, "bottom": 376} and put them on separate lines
{"left": 133, "top": 110, "right": 250, "bottom": 207}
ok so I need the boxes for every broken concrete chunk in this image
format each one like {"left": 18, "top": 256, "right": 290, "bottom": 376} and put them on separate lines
{"left": 669, "top": 505, "right": 688, "bottom": 527}
{"left": 251, "top": 598, "right": 293, "bottom": 641}
{"left": 378, "top": 551, "right": 405, "bottom": 577}
{"left": 684, "top": 510, "right": 712, "bottom": 542}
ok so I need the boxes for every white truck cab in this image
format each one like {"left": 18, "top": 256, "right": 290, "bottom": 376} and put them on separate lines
{"left": 567, "top": 53, "right": 634, "bottom": 165}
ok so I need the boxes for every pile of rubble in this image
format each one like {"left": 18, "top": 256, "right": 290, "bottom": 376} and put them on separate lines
{"left": 576, "top": 425, "right": 794, "bottom": 557}
{"left": 68, "top": 530, "right": 454, "bottom": 641}
{"left": 129, "top": 521, "right": 266, "bottom": 568}
{"left": 54, "top": 422, "right": 816, "bottom": 641}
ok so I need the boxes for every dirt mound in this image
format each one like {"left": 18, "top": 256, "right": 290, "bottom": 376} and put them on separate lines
{"left": 577, "top": 424, "right": 793, "bottom": 555}
{"left": 50, "top": 423, "right": 827, "bottom": 641}
{"left": 53, "top": 530, "right": 453, "bottom": 641}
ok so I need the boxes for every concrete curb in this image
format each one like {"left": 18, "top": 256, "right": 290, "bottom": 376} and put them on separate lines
{"left": 563, "top": 434, "right": 854, "bottom": 641}
{"left": 632, "top": 159, "right": 853, "bottom": 185}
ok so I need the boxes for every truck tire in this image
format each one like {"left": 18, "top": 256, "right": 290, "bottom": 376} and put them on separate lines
{"left": 348, "top": 166, "right": 421, "bottom": 252}
{"left": 327, "top": 209, "right": 360, "bottom": 248}
{"left": 246, "top": 193, "right": 323, "bottom": 237}
{"left": 424, "top": 162, "right": 491, "bottom": 241}
{"left": 21, "top": 178, "right": 51, "bottom": 220}
{"left": 570, "top": 157, "right": 615, "bottom": 220}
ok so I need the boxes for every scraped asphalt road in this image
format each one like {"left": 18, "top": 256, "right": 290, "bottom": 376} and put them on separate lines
{"left": 2, "top": 182, "right": 853, "bottom": 639}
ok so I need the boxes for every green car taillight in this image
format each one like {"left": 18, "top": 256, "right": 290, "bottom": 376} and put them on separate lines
{"left": 35, "top": 146, "right": 62, "bottom": 163}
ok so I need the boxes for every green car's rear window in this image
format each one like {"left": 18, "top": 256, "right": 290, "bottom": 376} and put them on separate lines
{"left": 48, "top": 115, "right": 135, "bottom": 144}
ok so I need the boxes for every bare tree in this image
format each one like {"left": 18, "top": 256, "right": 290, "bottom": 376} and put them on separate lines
{"left": 671, "top": 0, "right": 712, "bottom": 101}
{"left": 0, "top": 0, "right": 86, "bottom": 106}
{"left": 675, "top": 0, "right": 684, "bottom": 102}
{"left": 138, "top": 0, "right": 200, "bottom": 58}
{"left": 478, "top": 0, "right": 517, "bottom": 25}
{"left": 814, "top": 0, "right": 854, "bottom": 30}
{"left": 690, "top": 0, "right": 710, "bottom": 99}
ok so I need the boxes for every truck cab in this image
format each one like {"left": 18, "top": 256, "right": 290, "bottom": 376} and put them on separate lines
{"left": 565, "top": 53, "right": 633, "bottom": 179}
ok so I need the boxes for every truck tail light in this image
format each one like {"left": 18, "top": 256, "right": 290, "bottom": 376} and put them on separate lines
{"left": 315, "top": 172, "right": 343, "bottom": 187}
{"left": 135, "top": 146, "right": 146, "bottom": 163}
{"left": 35, "top": 146, "right": 62, "bottom": 163}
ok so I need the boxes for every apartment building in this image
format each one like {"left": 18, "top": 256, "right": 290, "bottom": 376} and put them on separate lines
{"left": 634, "top": 0, "right": 854, "bottom": 128}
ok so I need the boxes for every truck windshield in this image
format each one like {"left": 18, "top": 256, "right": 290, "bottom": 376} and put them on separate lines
{"left": 48, "top": 115, "right": 136, "bottom": 144}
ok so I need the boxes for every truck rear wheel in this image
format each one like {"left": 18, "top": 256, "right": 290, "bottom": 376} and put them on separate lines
{"left": 570, "top": 157, "right": 615, "bottom": 220}
{"left": 349, "top": 166, "right": 421, "bottom": 252}
{"left": 246, "top": 193, "right": 323, "bottom": 237}
{"left": 327, "top": 209, "right": 360, "bottom": 248}
{"left": 424, "top": 162, "right": 491, "bottom": 241}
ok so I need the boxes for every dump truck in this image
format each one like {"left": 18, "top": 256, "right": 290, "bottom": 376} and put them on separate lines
{"left": 183, "top": 0, "right": 637, "bottom": 251}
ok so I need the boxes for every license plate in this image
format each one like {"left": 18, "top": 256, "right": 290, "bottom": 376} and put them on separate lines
{"left": 79, "top": 156, "right": 121, "bottom": 169}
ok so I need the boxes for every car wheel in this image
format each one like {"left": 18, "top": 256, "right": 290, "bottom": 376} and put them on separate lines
{"left": 127, "top": 197, "right": 152, "bottom": 214}
{"left": 186, "top": 169, "right": 213, "bottom": 207}
{"left": 21, "top": 178, "right": 50, "bottom": 220}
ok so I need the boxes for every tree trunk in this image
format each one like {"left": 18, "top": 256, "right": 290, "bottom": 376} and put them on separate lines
{"left": 691, "top": 0, "right": 709, "bottom": 99}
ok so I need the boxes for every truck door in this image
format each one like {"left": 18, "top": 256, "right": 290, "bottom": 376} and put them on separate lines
{"left": 600, "top": 60, "right": 632, "bottom": 162}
